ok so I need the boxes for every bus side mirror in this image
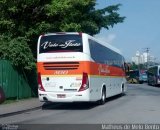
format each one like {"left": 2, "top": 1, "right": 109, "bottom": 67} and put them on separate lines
{"left": 124, "top": 62, "right": 130, "bottom": 73}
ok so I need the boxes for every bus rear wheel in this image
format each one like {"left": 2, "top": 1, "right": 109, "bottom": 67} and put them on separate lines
{"left": 98, "top": 88, "right": 106, "bottom": 105}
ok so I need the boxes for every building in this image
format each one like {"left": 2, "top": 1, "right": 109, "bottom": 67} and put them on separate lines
{"left": 132, "top": 51, "right": 154, "bottom": 65}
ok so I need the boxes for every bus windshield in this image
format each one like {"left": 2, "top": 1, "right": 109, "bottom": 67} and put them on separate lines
{"left": 39, "top": 34, "right": 83, "bottom": 53}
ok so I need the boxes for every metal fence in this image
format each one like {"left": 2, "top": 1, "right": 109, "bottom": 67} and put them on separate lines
{"left": 0, "top": 60, "right": 32, "bottom": 99}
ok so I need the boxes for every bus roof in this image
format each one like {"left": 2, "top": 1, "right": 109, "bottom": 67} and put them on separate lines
{"left": 40, "top": 32, "right": 81, "bottom": 36}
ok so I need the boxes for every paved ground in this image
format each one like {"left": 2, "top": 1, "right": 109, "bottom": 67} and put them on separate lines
{"left": 0, "top": 83, "right": 160, "bottom": 126}
{"left": 0, "top": 98, "right": 43, "bottom": 117}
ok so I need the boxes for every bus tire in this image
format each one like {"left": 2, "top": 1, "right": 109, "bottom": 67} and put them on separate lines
{"left": 98, "top": 87, "right": 106, "bottom": 105}
{"left": 121, "top": 84, "right": 125, "bottom": 96}
{"left": 139, "top": 81, "right": 143, "bottom": 84}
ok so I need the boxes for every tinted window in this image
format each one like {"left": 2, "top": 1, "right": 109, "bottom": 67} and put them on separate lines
{"left": 39, "top": 35, "right": 83, "bottom": 53}
{"left": 89, "top": 39, "right": 123, "bottom": 67}
{"left": 148, "top": 66, "right": 157, "bottom": 75}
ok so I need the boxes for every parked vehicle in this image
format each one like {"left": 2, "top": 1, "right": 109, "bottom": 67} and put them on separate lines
{"left": 147, "top": 65, "right": 160, "bottom": 86}
{"left": 126, "top": 69, "right": 147, "bottom": 84}
{"left": 139, "top": 70, "right": 148, "bottom": 83}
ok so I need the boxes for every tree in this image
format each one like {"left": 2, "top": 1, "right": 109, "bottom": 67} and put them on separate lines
{"left": 45, "top": 0, "right": 125, "bottom": 35}
{"left": 0, "top": 0, "right": 126, "bottom": 67}
{"left": 0, "top": 36, "right": 35, "bottom": 70}
{"left": 129, "top": 62, "right": 138, "bottom": 70}
{"left": 0, "top": 0, "right": 125, "bottom": 68}
{"left": 0, "top": 0, "right": 125, "bottom": 96}
{"left": 0, "top": 0, "right": 125, "bottom": 52}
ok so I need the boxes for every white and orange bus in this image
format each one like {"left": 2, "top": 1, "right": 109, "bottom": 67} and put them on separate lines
{"left": 37, "top": 32, "right": 127, "bottom": 105}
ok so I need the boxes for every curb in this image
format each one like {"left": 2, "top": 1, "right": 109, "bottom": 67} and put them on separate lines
{"left": 0, "top": 102, "right": 61, "bottom": 118}
{"left": 0, "top": 106, "right": 42, "bottom": 118}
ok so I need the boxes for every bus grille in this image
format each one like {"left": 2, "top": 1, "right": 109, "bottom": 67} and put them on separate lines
{"left": 43, "top": 62, "right": 79, "bottom": 70}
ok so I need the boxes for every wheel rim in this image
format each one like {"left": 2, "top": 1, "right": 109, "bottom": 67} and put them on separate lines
{"left": 102, "top": 90, "right": 105, "bottom": 102}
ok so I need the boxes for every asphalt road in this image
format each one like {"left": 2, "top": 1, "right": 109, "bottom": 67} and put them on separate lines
{"left": 1, "top": 83, "right": 160, "bottom": 125}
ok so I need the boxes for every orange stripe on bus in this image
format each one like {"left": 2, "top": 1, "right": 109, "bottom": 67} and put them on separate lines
{"left": 37, "top": 61, "right": 125, "bottom": 77}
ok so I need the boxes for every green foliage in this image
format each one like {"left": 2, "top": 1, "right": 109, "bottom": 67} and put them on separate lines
{"left": 0, "top": 36, "right": 35, "bottom": 70}
{"left": 129, "top": 62, "right": 147, "bottom": 70}
{"left": 45, "top": 0, "right": 125, "bottom": 35}
{"left": 0, "top": 0, "right": 125, "bottom": 59}
{"left": 0, "top": 0, "right": 125, "bottom": 89}
{"left": 129, "top": 62, "right": 138, "bottom": 70}
{"left": 0, "top": 0, "right": 125, "bottom": 39}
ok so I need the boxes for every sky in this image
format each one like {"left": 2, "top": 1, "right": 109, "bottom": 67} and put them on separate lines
{"left": 95, "top": 0, "right": 160, "bottom": 62}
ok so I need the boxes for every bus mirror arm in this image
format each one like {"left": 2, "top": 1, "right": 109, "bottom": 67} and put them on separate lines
{"left": 124, "top": 62, "right": 130, "bottom": 73}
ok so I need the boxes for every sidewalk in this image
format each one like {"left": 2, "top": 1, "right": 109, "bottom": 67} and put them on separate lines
{"left": 0, "top": 98, "right": 43, "bottom": 117}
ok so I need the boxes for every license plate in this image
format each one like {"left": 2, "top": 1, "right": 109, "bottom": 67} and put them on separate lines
{"left": 57, "top": 94, "right": 66, "bottom": 98}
